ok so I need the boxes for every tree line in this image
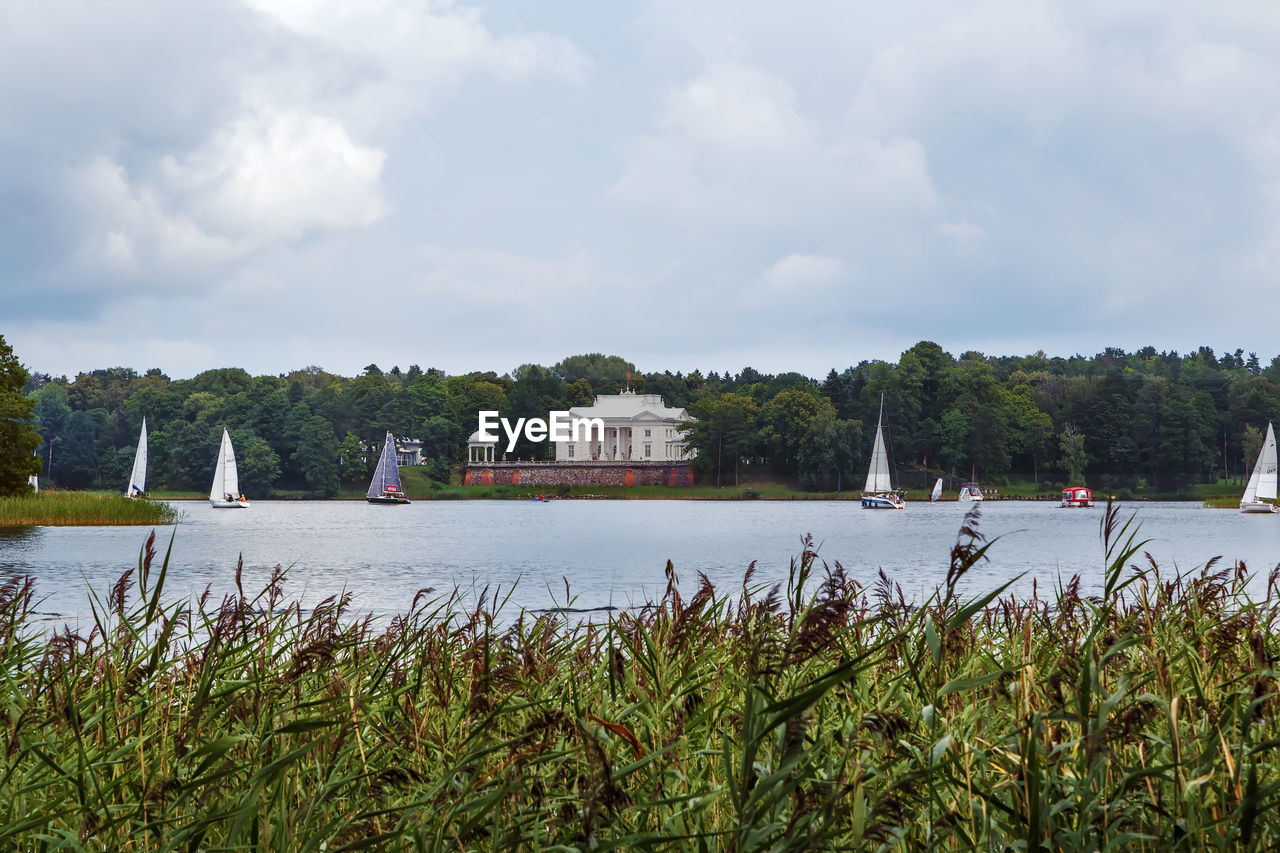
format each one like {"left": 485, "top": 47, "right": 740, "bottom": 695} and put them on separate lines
{"left": 7, "top": 339, "right": 1280, "bottom": 497}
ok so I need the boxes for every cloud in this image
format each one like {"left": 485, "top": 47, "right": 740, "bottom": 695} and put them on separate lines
{"left": 70, "top": 110, "right": 387, "bottom": 277}
{"left": 939, "top": 221, "right": 984, "bottom": 243}
{"left": 760, "top": 254, "right": 846, "bottom": 290}
{"left": 609, "top": 60, "right": 936, "bottom": 224}
{"left": 242, "top": 0, "right": 589, "bottom": 118}
{"left": 11, "top": 1, "right": 1280, "bottom": 384}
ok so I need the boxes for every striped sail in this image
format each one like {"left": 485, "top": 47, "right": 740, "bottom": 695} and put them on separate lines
{"left": 367, "top": 432, "right": 403, "bottom": 498}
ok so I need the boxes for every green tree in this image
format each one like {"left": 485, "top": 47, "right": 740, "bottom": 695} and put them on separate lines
{"left": 934, "top": 409, "right": 970, "bottom": 475}
{"left": 1158, "top": 390, "right": 1216, "bottom": 492}
{"left": 237, "top": 435, "right": 282, "bottom": 496}
{"left": 292, "top": 416, "right": 340, "bottom": 498}
{"left": 445, "top": 375, "right": 509, "bottom": 443}
{"left": 797, "top": 402, "right": 840, "bottom": 491}
{"left": 553, "top": 354, "right": 637, "bottom": 395}
{"left": 1059, "top": 424, "right": 1088, "bottom": 485}
{"left": 31, "top": 383, "right": 71, "bottom": 484}
{"left": 682, "top": 393, "right": 759, "bottom": 486}
{"left": 0, "top": 336, "right": 43, "bottom": 495}
{"left": 567, "top": 378, "right": 595, "bottom": 406}
{"left": 759, "top": 389, "right": 823, "bottom": 473}
{"left": 338, "top": 432, "right": 368, "bottom": 485}
{"left": 98, "top": 445, "right": 133, "bottom": 493}
{"left": 420, "top": 416, "right": 462, "bottom": 462}
{"left": 1241, "top": 424, "right": 1264, "bottom": 485}
{"left": 54, "top": 409, "right": 108, "bottom": 488}
{"left": 834, "top": 419, "right": 864, "bottom": 493}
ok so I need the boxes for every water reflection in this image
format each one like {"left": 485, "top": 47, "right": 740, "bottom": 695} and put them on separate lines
{"left": 2, "top": 500, "right": 1279, "bottom": 628}
{"left": 0, "top": 526, "right": 42, "bottom": 572}
{"left": 0, "top": 525, "right": 41, "bottom": 544}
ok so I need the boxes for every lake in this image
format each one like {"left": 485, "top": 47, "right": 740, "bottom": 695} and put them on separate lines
{"left": 3, "top": 499, "right": 1279, "bottom": 627}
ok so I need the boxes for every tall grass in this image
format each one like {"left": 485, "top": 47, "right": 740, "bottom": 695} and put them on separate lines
{"left": 0, "top": 491, "right": 178, "bottom": 526}
{"left": 1, "top": 502, "right": 1278, "bottom": 848}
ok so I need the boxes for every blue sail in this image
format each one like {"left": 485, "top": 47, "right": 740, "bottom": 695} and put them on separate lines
{"left": 366, "top": 432, "right": 404, "bottom": 499}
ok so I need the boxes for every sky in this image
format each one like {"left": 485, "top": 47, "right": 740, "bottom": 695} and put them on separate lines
{"left": 3, "top": 1, "right": 1280, "bottom": 382}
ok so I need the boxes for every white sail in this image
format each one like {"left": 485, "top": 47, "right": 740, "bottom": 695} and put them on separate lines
{"left": 209, "top": 429, "right": 242, "bottom": 503}
{"left": 864, "top": 398, "right": 894, "bottom": 493}
{"left": 127, "top": 418, "right": 147, "bottom": 497}
{"left": 1258, "top": 423, "right": 1277, "bottom": 501}
{"left": 1242, "top": 422, "right": 1278, "bottom": 506}
{"left": 930, "top": 477, "right": 942, "bottom": 502}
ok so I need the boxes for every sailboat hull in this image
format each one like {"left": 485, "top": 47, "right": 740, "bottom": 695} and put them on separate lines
{"left": 210, "top": 500, "right": 249, "bottom": 509}
{"left": 1240, "top": 500, "right": 1277, "bottom": 514}
{"left": 862, "top": 494, "right": 906, "bottom": 509}
{"left": 367, "top": 495, "right": 410, "bottom": 504}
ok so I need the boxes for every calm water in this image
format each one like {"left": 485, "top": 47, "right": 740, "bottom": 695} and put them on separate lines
{"left": 2, "top": 499, "right": 1279, "bottom": 626}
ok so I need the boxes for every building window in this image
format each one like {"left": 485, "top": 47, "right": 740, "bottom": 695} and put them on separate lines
{"left": 644, "top": 444, "right": 651, "bottom": 458}
{"left": 568, "top": 445, "right": 575, "bottom": 458}
{"left": 644, "top": 429, "right": 651, "bottom": 437}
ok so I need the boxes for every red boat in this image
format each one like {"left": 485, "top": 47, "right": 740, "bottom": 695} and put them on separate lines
{"left": 1060, "top": 486, "right": 1094, "bottom": 507}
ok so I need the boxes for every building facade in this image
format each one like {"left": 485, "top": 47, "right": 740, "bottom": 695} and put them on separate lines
{"left": 554, "top": 391, "right": 693, "bottom": 462}
{"left": 463, "top": 390, "right": 697, "bottom": 487}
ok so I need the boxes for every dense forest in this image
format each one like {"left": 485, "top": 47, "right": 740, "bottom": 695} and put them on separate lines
{"left": 18, "top": 343, "right": 1280, "bottom": 497}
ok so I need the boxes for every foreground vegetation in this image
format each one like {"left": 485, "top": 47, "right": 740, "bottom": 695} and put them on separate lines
{"left": 2, "top": 504, "right": 1279, "bottom": 849}
{"left": 0, "top": 490, "right": 177, "bottom": 526}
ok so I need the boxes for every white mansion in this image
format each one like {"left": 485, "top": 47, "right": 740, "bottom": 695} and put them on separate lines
{"left": 467, "top": 390, "right": 694, "bottom": 463}
{"left": 557, "top": 391, "right": 694, "bottom": 462}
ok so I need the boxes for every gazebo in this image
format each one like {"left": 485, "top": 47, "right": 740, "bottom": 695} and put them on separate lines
{"left": 467, "top": 429, "right": 496, "bottom": 464}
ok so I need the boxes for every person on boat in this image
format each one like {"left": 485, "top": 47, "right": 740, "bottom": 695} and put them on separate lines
{"left": 238, "top": 495, "right": 246, "bottom": 502}
{"left": 225, "top": 492, "right": 234, "bottom": 502}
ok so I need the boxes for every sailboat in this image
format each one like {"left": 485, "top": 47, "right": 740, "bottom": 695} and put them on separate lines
{"left": 861, "top": 395, "right": 905, "bottom": 509}
{"left": 367, "top": 431, "right": 410, "bottom": 504}
{"left": 1240, "top": 422, "right": 1278, "bottom": 514}
{"left": 209, "top": 428, "right": 249, "bottom": 508}
{"left": 126, "top": 418, "right": 147, "bottom": 498}
{"left": 957, "top": 464, "right": 984, "bottom": 502}
{"left": 930, "top": 477, "right": 943, "bottom": 502}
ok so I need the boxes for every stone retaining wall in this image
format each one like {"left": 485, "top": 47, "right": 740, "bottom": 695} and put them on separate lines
{"left": 463, "top": 462, "right": 696, "bottom": 487}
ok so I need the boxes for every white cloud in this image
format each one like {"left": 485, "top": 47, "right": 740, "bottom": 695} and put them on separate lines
{"left": 161, "top": 110, "right": 387, "bottom": 242}
{"left": 760, "top": 254, "right": 846, "bottom": 289}
{"left": 243, "top": 0, "right": 589, "bottom": 94}
{"left": 14, "top": 2, "right": 1280, "bottom": 382}
{"left": 610, "top": 60, "right": 937, "bottom": 224}
{"left": 939, "top": 221, "right": 984, "bottom": 243}
{"left": 71, "top": 110, "right": 386, "bottom": 276}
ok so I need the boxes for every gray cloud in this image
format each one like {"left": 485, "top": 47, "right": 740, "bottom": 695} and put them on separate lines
{"left": 4, "top": 1, "right": 1280, "bottom": 382}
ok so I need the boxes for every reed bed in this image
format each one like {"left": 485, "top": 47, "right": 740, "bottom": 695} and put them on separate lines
{"left": 0, "top": 491, "right": 178, "bottom": 526}
{"left": 1, "top": 503, "right": 1279, "bottom": 850}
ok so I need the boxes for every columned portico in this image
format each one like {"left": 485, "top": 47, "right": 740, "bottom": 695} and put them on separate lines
{"left": 554, "top": 391, "right": 692, "bottom": 463}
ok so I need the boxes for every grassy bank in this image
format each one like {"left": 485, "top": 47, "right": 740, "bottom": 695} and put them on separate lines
{"left": 2, "top": 505, "right": 1279, "bottom": 848}
{"left": 0, "top": 490, "right": 178, "bottom": 526}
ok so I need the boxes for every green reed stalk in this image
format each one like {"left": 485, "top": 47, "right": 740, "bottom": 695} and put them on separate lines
{"left": 1, "top": 501, "right": 1279, "bottom": 849}
{"left": 0, "top": 491, "right": 177, "bottom": 526}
